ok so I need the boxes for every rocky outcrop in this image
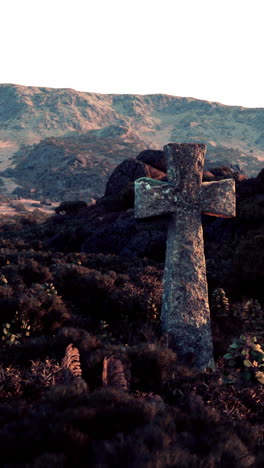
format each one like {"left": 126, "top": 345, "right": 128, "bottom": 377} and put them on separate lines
{"left": 104, "top": 158, "right": 166, "bottom": 197}
{"left": 44, "top": 149, "right": 264, "bottom": 302}
{"left": 5, "top": 132, "right": 157, "bottom": 202}
{"left": 256, "top": 168, "right": 264, "bottom": 190}
{"left": 104, "top": 153, "right": 244, "bottom": 203}
{"left": 136, "top": 150, "right": 166, "bottom": 173}
{"left": 46, "top": 154, "right": 239, "bottom": 261}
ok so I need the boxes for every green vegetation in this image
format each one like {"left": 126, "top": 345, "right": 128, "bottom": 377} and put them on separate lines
{"left": 224, "top": 335, "right": 264, "bottom": 384}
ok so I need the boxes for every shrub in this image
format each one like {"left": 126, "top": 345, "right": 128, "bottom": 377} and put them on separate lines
{"left": 210, "top": 288, "right": 230, "bottom": 317}
{"left": 129, "top": 345, "right": 178, "bottom": 393}
{"left": 18, "top": 290, "right": 71, "bottom": 336}
{"left": 223, "top": 335, "right": 264, "bottom": 384}
{"left": 54, "top": 264, "right": 116, "bottom": 321}
{"left": 55, "top": 201, "right": 87, "bottom": 216}
{"left": 19, "top": 259, "right": 52, "bottom": 287}
{"left": 238, "top": 194, "right": 264, "bottom": 222}
{"left": 232, "top": 298, "right": 264, "bottom": 344}
{"left": 231, "top": 232, "right": 264, "bottom": 299}
{"left": 1, "top": 310, "right": 31, "bottom": 345}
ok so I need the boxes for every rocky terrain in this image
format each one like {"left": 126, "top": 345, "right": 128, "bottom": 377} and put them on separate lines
{"left": 0, "top": 151, "right": 263, "bottom": 466}
{"left": 3, "top": 128, "right": 157, "bottom": 201}
{"left": 1, "top": 84, "right": 264, "bottom": 201}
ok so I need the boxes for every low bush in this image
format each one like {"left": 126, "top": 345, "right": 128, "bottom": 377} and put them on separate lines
{"left": 223, "top": 335, "right": 264, "bottom": 384}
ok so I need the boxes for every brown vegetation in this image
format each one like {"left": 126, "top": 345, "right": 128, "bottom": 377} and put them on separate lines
{"left": 0, "top": 167, "right": 264, "bottom": 467}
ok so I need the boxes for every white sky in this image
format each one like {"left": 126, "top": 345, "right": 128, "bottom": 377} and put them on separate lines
{"left": 1, "top": 0, "right": 263, "bottom": 108}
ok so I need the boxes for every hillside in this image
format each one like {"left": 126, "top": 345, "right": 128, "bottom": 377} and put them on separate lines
{"left": 0, "top": 154, "right": 263, "bottom": 465}
{"left": 3, "top": 127, "right": 158, "bottom": 201}
{"left": 1, "top": 84, "right": 264, "bottom": 200}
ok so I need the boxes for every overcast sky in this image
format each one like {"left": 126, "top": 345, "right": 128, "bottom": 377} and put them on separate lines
{"left": 2, "top": 0, "right": 263, "bottom": 108}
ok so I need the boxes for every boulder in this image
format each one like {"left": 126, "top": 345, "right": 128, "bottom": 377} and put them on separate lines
{"left": 202, "top": 171, "right": 215, "bottom": 182}
{"left": 55, "top": 201, "right": 88, "bottom": 215}
{"left": 256, "top": 168, "right": 264, "bottom": 192}
{"left": 237, "top": 178, "right": 258, "bottom": 197}
{"left": 104, "top": 158, "right": 166, "bottom": 197}
{"left": 136, "top": 150, "right": 166, "bottom": 173}
{"left": 47, "top": 161, "right": 264, "bottom": 297}
{"left": 237, "top": 194, "right": 264, "bottom": 222}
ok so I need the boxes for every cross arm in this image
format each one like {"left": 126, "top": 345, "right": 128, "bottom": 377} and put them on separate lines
{"left": 134, "top": 177, "right": 236, "bottom": 219}
{"left": 134, "top": 177, "right": 177, "bottom": 218}
{"left": 201, "top": 179, "right": 236, "bottom": 218}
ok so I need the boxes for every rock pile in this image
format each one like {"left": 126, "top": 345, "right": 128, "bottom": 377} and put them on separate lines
{"left": 46, "top": 148, "right": 264, "bottom": 300}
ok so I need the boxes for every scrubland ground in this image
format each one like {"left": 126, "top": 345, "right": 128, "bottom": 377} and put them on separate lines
{"left": 0, "top": 200, "right": 263, "bottom": 468}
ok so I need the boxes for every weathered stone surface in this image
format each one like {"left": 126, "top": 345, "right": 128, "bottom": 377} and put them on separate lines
{"left": 135, "top": 178, "right": 177, "bottom": 218}
{"left": 104, "top": 158, "right": 166, "bottom": 196}
{"left": 135, "top": 143, "right": 236, "bottom": 370}
{"left": 201, "top": 179, "right": 235, "bottom": 218}
{"left": 135, "top": 178, "right": 235, "bottom": 219}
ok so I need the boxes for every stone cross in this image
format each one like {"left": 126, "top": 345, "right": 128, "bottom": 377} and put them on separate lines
{"left": 134, "top": 143, "right": 236, "bottom": 370}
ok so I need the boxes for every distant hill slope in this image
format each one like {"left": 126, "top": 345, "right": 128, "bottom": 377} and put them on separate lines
{"left": 4, "top": 127, "right": 158, "bottom": 201}
{"left": 0, "top": 84, "right": 264, "bottom": 200}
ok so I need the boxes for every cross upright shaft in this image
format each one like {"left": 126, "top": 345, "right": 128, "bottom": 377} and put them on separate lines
{"left": 162, "top": 144, "right": 212, "bottom": 369}
{"left": 135, "top": 143, "right": 236, "bottom": 369}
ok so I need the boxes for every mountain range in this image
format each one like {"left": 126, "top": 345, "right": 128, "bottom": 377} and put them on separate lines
{"left": 1, "top": 84, "right": 264, "bottom": 201}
